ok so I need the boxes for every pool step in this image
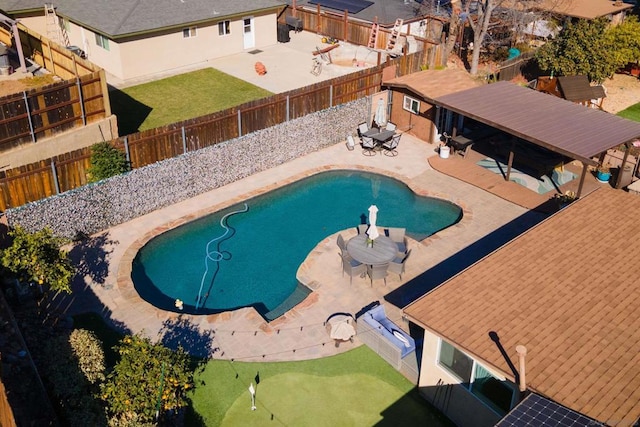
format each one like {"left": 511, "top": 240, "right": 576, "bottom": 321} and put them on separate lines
{"left": 264, "top": 282, "right": 312, "bottom": 321}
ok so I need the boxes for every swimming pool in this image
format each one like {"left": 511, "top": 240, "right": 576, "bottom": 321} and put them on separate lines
{"left": 131, "top": 170, "right": 462, "bottom": 320}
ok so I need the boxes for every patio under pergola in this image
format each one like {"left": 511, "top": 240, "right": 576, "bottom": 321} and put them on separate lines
{"left": 433, "top": 81, "right": 640, "bottom": 197}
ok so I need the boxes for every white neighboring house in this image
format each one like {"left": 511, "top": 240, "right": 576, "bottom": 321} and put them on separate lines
{"left": 0, "top": 0, "right": 285, "bottom": 84}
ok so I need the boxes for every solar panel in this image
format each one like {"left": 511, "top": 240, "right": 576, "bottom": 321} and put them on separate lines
{"left": 497, "top": 394, "right": 605, "bottom": 427}
{"left": 307, "top": 0, "right": 374, "bottom": 14}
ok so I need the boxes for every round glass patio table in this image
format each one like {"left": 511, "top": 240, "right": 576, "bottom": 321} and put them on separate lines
{"left": 346, "top": 234, "right": 397, "bottom": 266}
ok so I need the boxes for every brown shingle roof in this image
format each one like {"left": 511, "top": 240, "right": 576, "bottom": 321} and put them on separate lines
{"left": 404, "top": 188, "right": 640, "bottom": 424}
{"left": 434, "top": 81, "right": 640, "bottom": 165}
{"left": 556, "top": 75, "right": 600, "bottom": 103}
{"left": 537, "top": 0, "right": 634, "bottom": 19}
{"left": 382, "top": 68, "right": 483, "bottom": 103}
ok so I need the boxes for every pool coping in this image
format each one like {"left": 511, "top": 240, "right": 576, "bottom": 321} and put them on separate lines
{"left": 117, "top": 165, "right": 473, "bottom": 329}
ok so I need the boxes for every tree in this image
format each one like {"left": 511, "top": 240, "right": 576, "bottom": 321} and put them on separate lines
{"left": 1, "top": 225, "right": 74, "bottom": 293}
{"left": 606, "top": 15, "right": 640, "bottom": 68}
{"left": 101, "top": 335, "right": 194, "bottom": 425}
{"left": 87, "top": 141, "right": 129, "bottom": 183}
{"left": 535, "top": 18, "right": 616, "bottom": 83}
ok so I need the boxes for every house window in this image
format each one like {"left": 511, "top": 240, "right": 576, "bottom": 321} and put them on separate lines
{"left": 218, "top": 21, "right": 230, "bottom": 36}
{"left": 438, "top": 339, "right": 515, "bottom": 416}
{"left": 471, "top": 363, "right": 515, "bottom": 415}
{"left": 403, "top": 95, "right": 420, "bottom": 114}
{"left": 438, "top": 340, "right": 473, "bottom": 382}
{"left": 183, "top": 27, "right": 197, "bottom": 38}
{"left": 95, "top": 33, "right": 110, "bottom": 51}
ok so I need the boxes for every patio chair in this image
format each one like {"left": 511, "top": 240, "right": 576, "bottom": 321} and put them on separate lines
{"left": 382, "top": 133, "right": 401, "bottom": 156}
{"left": 337, "top": 233, "right": 347, "bottom": 263}
{"left": 388, "top": 249, "right": 411, "bottom": 280}
{"left": 356, "top": 224, "right": 368, "bottom": 235}
{"left": 358, "top": 122, "right": 369, "bottom": 137}
{"left": 385, "top": 122, "right": 397, "bottom": 132}
{"left": 386, "top": 227, "right": 407, "bottom": 256}
{"left": 341, "top": 253, "right": 366, "bottom": 285}
{"left": 367, "top": 263, "right": 389, "bottom": 286}
{"left": 361, "top": 136, "right": 376, "bottom": 156}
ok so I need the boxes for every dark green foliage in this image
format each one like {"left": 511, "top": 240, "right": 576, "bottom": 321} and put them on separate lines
{"left": 88, "top": 141, "right": 129, "bottom": 183}
{"left": 101, "top": 335, "right": 195, "bottom": 424}
{"left": 536, "top": 17, "right": 640, "bottom": 83}
{"left": 1, "top": 226, "right": 74, "bottom": 293}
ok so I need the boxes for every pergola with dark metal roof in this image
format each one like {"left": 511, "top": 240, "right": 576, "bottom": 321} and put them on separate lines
{"left": 434, "top": 81, "right": 640, "bottom": 197}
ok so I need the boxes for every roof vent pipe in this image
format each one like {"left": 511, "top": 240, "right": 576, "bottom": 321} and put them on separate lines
{"left": 516, "top": 345, "right": 527, "bottom": 392}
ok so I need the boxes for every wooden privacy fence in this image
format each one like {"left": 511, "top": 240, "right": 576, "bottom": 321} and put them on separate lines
{"left": 0, "top": 22, "right": 110, "bottom": 153}
{"left": 0, "top": 72, "right": 108, "bottom": 152}
{"left": 288, "top": 7, "right": 444, "bottom": 65}
{"left": 0, "top": 51, "right": 426, "bottom": 210}
{"left": 0, "top": 374, "right": 16, "bottom": 427}
{"left": 0, "top": 22, "right": 101, "bottom": 79}
{"left": 495, "top": 50, "right": 537, "bottom": 81}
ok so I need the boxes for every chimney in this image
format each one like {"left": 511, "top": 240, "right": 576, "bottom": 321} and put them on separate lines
{"left": 516, "top": 345, "right": 527, "bottom": 392}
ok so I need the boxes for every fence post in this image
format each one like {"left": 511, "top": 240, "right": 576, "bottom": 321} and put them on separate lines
{"left": 23, "top": 91, "right": 36, "bottom": 143}
{"left": 286, "top": 95, "right": 290, "bottom": 121}
{"left": 76, "top": 78, "right": 86, "bottom": 126}
{"left": 124, "top": 136, "right": 130, "bottom": 165}
{"left": 330, "top": 84, "right": 333, "bottom": 107}
{"left": 237, "top": 109, "right": 242, "bottom": 137}
{"left": 181, "top": 126, "right": 187, "bottom": 154}
{"left": 51, "top": 161, "right": 60, "bottom": 194}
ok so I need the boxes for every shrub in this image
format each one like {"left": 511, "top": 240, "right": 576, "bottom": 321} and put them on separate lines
{"left": 101, "top": 335, "right": 195, "bottom": 424}
{"left": 88, "top": 141, "right": 129, "bottom": 183}
{"left": 69, "top": 329, "right": 106, "bottom": 384}
{"left": 0, "top": 225, "right": 74, "bottom": 293}
{"left": 43, "top": 329, "right": 107, "bottom": 426}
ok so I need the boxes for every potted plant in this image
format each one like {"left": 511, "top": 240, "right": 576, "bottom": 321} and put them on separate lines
{"left": 596, "top": 163, "right": 612, "bottom": 183}
{"left": 552, "top": 190, "right": 577, "bottom": 209}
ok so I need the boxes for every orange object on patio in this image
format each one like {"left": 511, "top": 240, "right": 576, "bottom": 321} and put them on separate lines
{"left": 254, "top": 62, "right": 267, "bottom": 75}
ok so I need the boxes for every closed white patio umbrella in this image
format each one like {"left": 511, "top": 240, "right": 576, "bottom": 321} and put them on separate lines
{"left": 366, "top": 205, "right": 380, "bottom": 240}
{"left": 374, "top": 98, "right": 386, "bottom": 128}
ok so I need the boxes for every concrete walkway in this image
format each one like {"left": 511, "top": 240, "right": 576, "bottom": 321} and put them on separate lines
{"left": 54, "top": 133, "right": 539, "bottom": 362}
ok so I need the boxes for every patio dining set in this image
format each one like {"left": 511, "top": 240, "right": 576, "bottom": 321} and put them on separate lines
{"left": 347, "top": 122, "right": 402, "bottom": 157}
{"left": 336, "top": 226, "right": 411, "bottom": 286}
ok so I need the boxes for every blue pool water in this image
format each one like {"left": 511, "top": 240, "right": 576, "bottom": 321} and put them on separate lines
{"left": 132, "top": 170, "right": 462, "bottom": 319}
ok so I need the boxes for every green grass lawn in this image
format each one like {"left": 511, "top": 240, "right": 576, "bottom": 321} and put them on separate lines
{"left": 618, "top": 102, "right": 640, "bottom": 122}
{"left": 187, "top": 346, "right": 453, "bottom": 427}
{"left": 73, "top": 314, "right": 451, "bottom": 426}
{"left": 109, "top": 68, "right": 273, "bottom": 135}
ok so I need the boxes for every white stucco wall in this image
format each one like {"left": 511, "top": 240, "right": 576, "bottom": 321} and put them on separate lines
{"left": 418, "top": 330, "right": 504, "bottom": 427}
{"left": 19, "top": 12, "right": 278, "bottom": 83}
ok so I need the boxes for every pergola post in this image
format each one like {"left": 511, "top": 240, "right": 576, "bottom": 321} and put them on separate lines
{"left": 505, "top": 138, "right": 516, "bottom": 182}
{"left": 10, "top": 22, "right": 26, "bottom": 73}
{"left": 576, "top": 163, "right": 588, "bottom": 198}
{"left": 615, "top": 143, "right": 632, "bottom": 189}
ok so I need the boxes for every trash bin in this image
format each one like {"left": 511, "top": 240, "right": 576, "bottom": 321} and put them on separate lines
{"left": 277, "top": 23, "right": 290, "bottom": 43}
